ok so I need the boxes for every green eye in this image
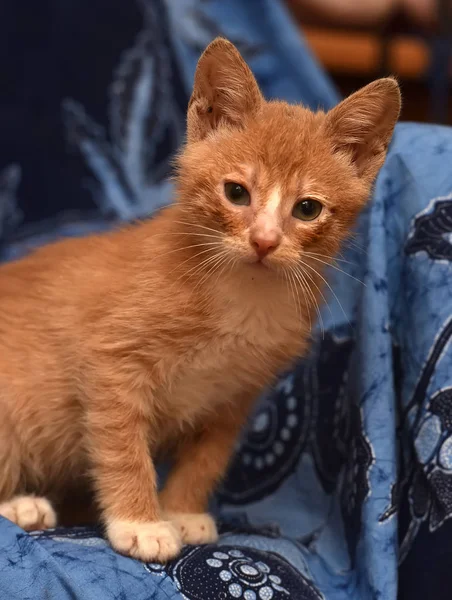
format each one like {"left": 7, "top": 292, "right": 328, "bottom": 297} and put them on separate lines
{"left": 224, "top": 182, "right": 251, "bottom": 206}
{"left": 292, "top": 198, "right": 323, "bottom": 221}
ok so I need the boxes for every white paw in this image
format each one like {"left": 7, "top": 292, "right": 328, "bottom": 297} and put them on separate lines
{"left": 169, "top": 512, "right": 218, "bottom": 545}
{"left": 0, "top": 495, "right": 57, "bottom": 531}
{"left": 106, "top": 519, "right": 182, "bottom": 562}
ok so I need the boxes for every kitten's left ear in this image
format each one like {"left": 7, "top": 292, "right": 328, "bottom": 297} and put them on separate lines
{"left": 187, "top": 38, "right": 263, "bottom": 143}
{"left": 324, "top": 78, "right": 401, "bottom": 181}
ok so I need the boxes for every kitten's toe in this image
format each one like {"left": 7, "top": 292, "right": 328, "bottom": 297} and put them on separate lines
{"left": 0, "top": 495, "right": 57, "bottom": 530}
{"left": 0, "top": 501, "right": 16, "bottom": 523}
{"left": 169, "top": 512, "right": 218, "bottom": 545}
{"left": 106, "top": 519, "right": 182, "bottom": 562}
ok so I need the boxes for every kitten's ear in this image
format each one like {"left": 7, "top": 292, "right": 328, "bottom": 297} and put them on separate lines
{"left": 187, "top": 38, "right": 263, "bottom": 142}
{"left": 324, "top": 78, "right": 401, "bottom": 181}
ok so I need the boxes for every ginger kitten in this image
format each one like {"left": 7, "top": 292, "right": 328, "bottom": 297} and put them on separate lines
{"left": 0, "top": 38, "right": 400, "bottom": 562}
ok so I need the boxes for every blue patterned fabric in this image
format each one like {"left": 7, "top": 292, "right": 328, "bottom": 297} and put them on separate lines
{"left": 1, "top": 1, "right": 452, "bottom": 599}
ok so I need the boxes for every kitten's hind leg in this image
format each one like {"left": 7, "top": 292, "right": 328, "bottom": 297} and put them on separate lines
{"left": 0, "top": 495, "right": 57, "bottom": 531}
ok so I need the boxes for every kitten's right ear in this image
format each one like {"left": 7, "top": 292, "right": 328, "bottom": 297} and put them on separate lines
{"left": 187, "top": 38, "right": 263, "bottom": 143}
{"left": 324, "top": 78, "right": 401, "bottom": 182}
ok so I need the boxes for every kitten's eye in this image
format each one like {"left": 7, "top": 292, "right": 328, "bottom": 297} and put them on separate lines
{"left": 292, "top": 198, "right": 323, "bottom": 221}
{"left": 224, "top": 182, "right": 250, "bottom": 206}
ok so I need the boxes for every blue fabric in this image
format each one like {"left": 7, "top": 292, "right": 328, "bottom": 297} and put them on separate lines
{"left": 1, "top": 1, "right": 452, "bottom": 599}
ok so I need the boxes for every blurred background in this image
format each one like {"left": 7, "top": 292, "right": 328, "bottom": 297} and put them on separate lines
{"left": 285, "top": 0, "right": 452, "bottom": 123}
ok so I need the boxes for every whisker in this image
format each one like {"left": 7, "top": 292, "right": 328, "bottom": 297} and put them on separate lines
{"left": 344, "top": 238, "right": 368, "bottom": 256}
{"left": 156, "top": 241, "right": 224, "bottom": 261}
{"left": 149, "top": 231, "right": 224, "bottom": 240}
{"left": 298, "top": 258, "right": 351, "bottom": 327}
{"left": 293, "top": 271, "right": 311, "bottom": 332}
{"left": 184, "top": 249, "right": 230, "bottom": 287}
{"left": 281, "top": 268, "right": 298, "bottom": 324}
{"left": 173, "top": 220, "right": 225, "bottom": 237}
{"left": 183, "top": 251, "right": 224, "bottom": 280}
{"left": 287, "top": 266, "right": 310, "bottom": 332}
{"left": 294, "top": 263, "right": 334, "bottom": 323}
{"left": 292, "top": 267, "right": 324, "bottom": 339}
{"left": 284, "top": 268, "right": 297, "bottom": 313}
{"left": 294, "top": 270, "right": 325, "bottom": 339}
{"left": 303, "top": 251, "right": 358, "bottom": 267}
{"left": 212, "top": 253, "right": 236, "bottom": 289}
{"left": 209, "top": 253, "right": 234, "bottom": 285}
{"left": 303, "top": 254, "right": 366, "bottom": 287}
{"left": 190, "top": 251, "right": 231, "bottom": 293}
{"left": 179, "top": 254, "right": 230, "bottom": 314}
{"left": 171, "top": 247, "right": 221, "bottom": 281}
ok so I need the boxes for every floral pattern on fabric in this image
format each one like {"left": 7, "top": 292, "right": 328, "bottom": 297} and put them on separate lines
{"left": 146, "top": 545, "right": 323, "bottom": 600}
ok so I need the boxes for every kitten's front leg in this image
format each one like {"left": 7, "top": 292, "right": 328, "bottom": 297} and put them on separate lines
{"left": 160, "top": 397, "right": 255, "bottom": 546}
{"left": 86, "top": 391, "right": 181, "bottom": 562}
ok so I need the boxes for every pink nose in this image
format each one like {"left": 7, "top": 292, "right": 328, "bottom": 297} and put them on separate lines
{"left": 250, "top": 233, "right": 281, "bottom": 259}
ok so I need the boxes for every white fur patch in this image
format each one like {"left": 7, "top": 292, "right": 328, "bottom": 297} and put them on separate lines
{"left": 251, "top": 185, "right": 283, "bottom": 239}
{"left": 265, "top": 185, "right": 281, "bottom": 216}
{"left": 106, "top": 518, "right": 182, "bottom": 562}
{"left": 0, "top": 495, "right": 57, "bottom": 530}
{"left": 167, "top": 512, "right": 218, "bottom": 545}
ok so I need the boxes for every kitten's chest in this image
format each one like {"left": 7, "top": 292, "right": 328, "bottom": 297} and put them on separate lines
{"left": 156, "top": 302, "right": 303, "bottom": 429}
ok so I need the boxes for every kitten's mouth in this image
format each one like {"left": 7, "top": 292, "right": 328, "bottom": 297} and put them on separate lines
{"left": 241, "top": 253, "right": 274, "bottom": 272}
{"left": 249, "top": 257, "right": 270, "bottom": 270}
{"left": 256, "top": 260, "right": 269, "bottom": 268}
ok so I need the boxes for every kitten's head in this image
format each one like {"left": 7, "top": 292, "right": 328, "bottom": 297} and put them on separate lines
{"left": 175, "top": 38, "right": 400, "bottom": 276}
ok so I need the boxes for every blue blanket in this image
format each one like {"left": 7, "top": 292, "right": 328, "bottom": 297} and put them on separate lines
{"left": 1, "top": 1, "right": 452, "bottom": 599}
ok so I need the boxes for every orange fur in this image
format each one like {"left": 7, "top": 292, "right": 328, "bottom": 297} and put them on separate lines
{"left": 0, "top": 38, "right": 400, "bottom": 561}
